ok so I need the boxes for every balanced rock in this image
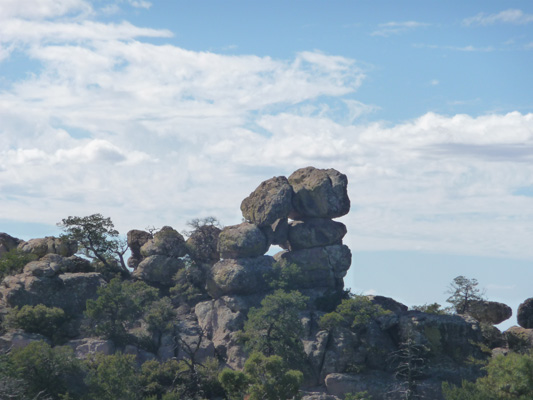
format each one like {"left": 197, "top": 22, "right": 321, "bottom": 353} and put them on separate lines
{"left": 505, "top": 325, "right": 533, "bottom": 352}
{"left": 132, "top": 255, "right": 185, "bottom": 286}
{"left": 185, "top": 224, "right": 221, "bottom": 263}
{"left": 241, "top": 176, "right": 293, "bottom": 227}
{"left": 288, "top": 167, "right": 350, "bottom": 219}
{"left": 517, "top": 297, "right": 533, "bottom": 329}
{"left": 18, "top": 236, "right": 77, "bottom": 258}
{"left": 127, "top": 230, "right": 152, "bottom": 259}
{"left": 287, "top": 218, "right": 346, "bottom": 250}
{"left": 467, "top": 300, "right": 512, "bottom": 325}
{"left": 274, "top": 244, "right": 351, "bottom": 290}
{"left": 217, "top": 222, "right": 269, "bottom": 259}
{"left": 206, "top": 256, "right": 274, "bottom": 299}
{"left": 140, "top": 226, "right": 187, "bottom": 259}
{"left": 0, "top": 233, "right": 23, "bottom": 256}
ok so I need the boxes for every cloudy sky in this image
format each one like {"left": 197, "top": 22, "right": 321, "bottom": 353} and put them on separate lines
{"left": 0, "top": 0, "right": 532, "bottom": 328}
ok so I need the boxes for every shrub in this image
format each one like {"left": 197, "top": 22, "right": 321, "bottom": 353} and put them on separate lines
{"left": 0, "top": 248, "right": 37, "bottom": 279}
{"left": 6, "top": 304, "right": 68, "bottom": 342}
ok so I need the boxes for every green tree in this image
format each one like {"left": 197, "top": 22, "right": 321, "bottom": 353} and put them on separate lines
{"left": 85, "top": 276, "right": 159, "bottom": 342}
{"left": 144, "top": 297, "right": 177, "bottom": 349}
{"left": 411, "top": 303, "right": 449, "bottom": 315}
{"left": 242, "top": 290, "right": 308, "bottom": 369}
{"left": 58, "top": 214, "right": 129, "bottom": 276}
{"left": 442, "top": 352, "right": 533, "bottom": 400}
{"left": 219, "top": 352, "right": 303, "bottom": 400}
{"left": 0, "top": 248, "right": 38, "bottom": 279}
{"left": 446, "top": 276, "right": 485, "bottom": 314}
{"left": 85, "top": 353, "right": 140, "bottom": 400}
{"left": 319, "top": 295, "right": 390, "bottom": 332}
{"left": 6, "top": 304, "right": 68, "bottom": 343}
{"left": 9, "top": 341, "right": 85, "bottom": 399}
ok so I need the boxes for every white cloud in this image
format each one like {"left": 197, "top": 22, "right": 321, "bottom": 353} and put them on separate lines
{"left": 464, "top": 9, "right": 533, "bottom": 26}
{"left": 371, "top": 21, "right": 429, "bottom": 37}
{"left": 0, "top": 0, "right": 92, "bottom": 20}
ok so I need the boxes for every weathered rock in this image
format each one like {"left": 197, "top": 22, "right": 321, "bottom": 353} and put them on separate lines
{"left": 367, "top": 295, "right": 408, "bottom": 314}
{"left": 132, "top": 255, "right": 185, "bottom": 286}
{"left": 287, "top": 218, "right": 347, "bottom": 250}
{"left": 0, "top": 233, "right": 23, "bottom": 257}
{"left": 517, "top": 297, "right": 533, "bottom": 329}
{"left": 301, "top": 393, "right": 340, "bottom": 400}
{"left": 140, "top": 226, "right": 187, "bottom": 259}
{"left": 480, "top": 323, "right": 506, "bottom": 349}
{"left": 0, "top": 330, "right": 50, "bottom": 352}
{"left": 288, "top": 167, "right": 350, "bottom": 219}
{"left": 18, "top": 236, "right": 77, "bottom": 258}
{"left": 217, "top": 222, "right": 269, "bottom": 259}
{"left": 175, "top": 317, "right": 216, "bottom": 363}
{"left": 185, "top": 224, "right": 221, "bottom": 263}
{"left": 274, "top": 245, "right": 351, "bottom": 290}
{"left": 241, "top": 176, "right": 293, "bottom": 227}
{"left": 467, "top": 300, "right": 512, "bottom": 325}
{"left": 206, "top": 256, "right": 274, "bottom": 299}
{"left": 127, "top": 229, "right": 152, "bottom": 268}
{"left": 22, "top": 254, "right": 93, "bottom": 277}
{"left": 505, "top": 326, "right": 533, "bottom": 353}
{"left": 68, "top": 338, "right": 115, "bottom": 358}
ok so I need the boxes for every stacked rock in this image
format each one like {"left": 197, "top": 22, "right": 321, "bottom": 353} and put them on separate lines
{"left": 207, "top": 166, "right": 352, "bottom": 299}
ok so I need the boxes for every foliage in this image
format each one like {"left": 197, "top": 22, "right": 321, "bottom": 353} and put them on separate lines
{"left": 242, "top": 289, "right": 308, "bottom": 369}
{"left": 314, "top": 288, "right": 352, "bottom": 313}
{"left": 8, "top": 341, "right": 85, "bottom": 399}
{"left": 219, "top": 352, "right": 303, "bottom": 400}
{"left": 0, "top": 248, "right": 38, "bottom": 279}
{"left": 170, "top": 259, "right": 210, "bottom": 306}
{"left": 266, "top": 262, "right": 304, "bottom": 291}
{"left": 319, "top": 295, "right": 391, "bottom": 332}
{"left": 446, "top": 276, "right": 485, "bottom": 315}
{"left": 144, "top": 297, "right": 176, "bottom": 342}
{"left": 85, "top": 352, "right": 140, "bottom": 400}
{"left": 85, "top": 276, "right": 159, "bottom": 342}
{"left": 345, "top": 392, "right": 373, "bottom": 400}
{"left": 442, "top": 352, "right": 533, "bottom": 400}
{"left": 6, "top": 304, "right": 68, "bottom": 342}
{"left": 411, "top": 302, "right": 450, "bottom": 315}
{"left": 58, "top": 214, "right": 129, "bottom": 277}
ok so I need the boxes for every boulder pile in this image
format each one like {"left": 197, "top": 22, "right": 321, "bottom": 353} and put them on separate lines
{"left": 207, "top": 166, "right": 352, "bottom": 299}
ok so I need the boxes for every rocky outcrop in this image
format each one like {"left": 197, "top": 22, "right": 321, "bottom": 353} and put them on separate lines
{"left": 217, "top": 223, "right": 269, "bottom": 259}
{"left": 140, "top": 226, "right": 187, "bottom": 259}
{"left": 185, "top": 224, "right": 221, "bottom": 263}
{"left": 127, "top": 229, "right": 152, "bottom": 269}
{"left": 132, "top": 255, "right": 185, "bottom": 286}
{"left": 517, "top": 297, "right": 533, "bottom": 329}
{"left": 287, "top": 218, "right": 346, "bottom": 251}
{"left": 467, "top": 300, "right": 512, "bottom": 325}
{"left": 504, "top": 326, "right": 533, "bottom": 353}
{"left": 18, "top": 236, "right": 77, "bottom": 258}
{"left": 0, "top": 233, "right": 23, "bottom": 256}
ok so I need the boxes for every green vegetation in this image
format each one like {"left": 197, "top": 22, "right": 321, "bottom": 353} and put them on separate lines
{"left": 446, "top": 275, "right": 485, "bottom": 315}
{"left": 6, "top": 304, "right": 68, "bottom": 343}
{"left": 319, "top": 295, "right": 391, "bottom": 331}
{"left": 85, "top": 276, "right": 159, "bottom": 342}
{"left": 0, "top": 248, "right": 38, "bottom": 279}
{"left": 265, "top": 262, "right": 305, "bottom": 291}
{"left": 219, "top": 352, "right": 303, "bottom": 400}
{"left": 241, "top": 289, "right": 308, "bottom": 369}
{"left": 443, "top": 352, "right": 533, "bottom": 400}
{"left": 58, "top": 214, "right": 129, "bottom": 277}
{"left": 411, "top": 302, "right": 449, "bottom": 315}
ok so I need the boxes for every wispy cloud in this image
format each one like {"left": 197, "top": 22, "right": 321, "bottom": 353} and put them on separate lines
{"left": 414, "top": 43, "right": 495, "bottom": 52}
{"left": 371, "top": 21, "right": 429, "bottom": 37}
{"left": 464, "top": 9, "right": 533, "bottom": 26}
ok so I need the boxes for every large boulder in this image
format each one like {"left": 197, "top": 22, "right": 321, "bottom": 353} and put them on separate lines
{"left": 217, "top": 222, "right": 269, "bottom": 259}
{"left": 467, "top": 300, "right": 512, "bottom": 325}
{"left": 18, "top": 236, "right": 77, "bottom": 258}
{"left": 0, "top": 233, "right": 23, "bottom": 257}
{"left": 206, "top": 256, "right": 274, "bottom": 299}
{"left": 241, "top": 176, "right": 293, "bottom": 227}
{"left": 22, "top": 254, "right": 93, "bottom": 277}
{"left": 288, "top": 167, "right": 350, "bottom": 219}
{"left": 185, "top": 224, "right": 221, "bottom": 263}
{"left": 0, "top": 331, "right": 50, "bottom": 352}
{"left": 517, "top": 297, "right": 533, "bottom": 329}
{"left": 288, "top": 218, "right": 346, "bottom": 250}
{"left": 505, "top": 326, "right": 533, "bottom": 353}
{"left": 367, "top": 295, "right": 408, "bottom": 314}
{"left": 132, "top": 255, "right": 185, "bottom": 286}
{"left": 127, "top": 229, "right": 152, "bottom": 268}
{"left": 68, "top": 338, "right": 115, "bottom": 358}
{"left": 140, "top": 226, "right": 187, "bottom": 259}
{"left": 274, "top": 245, "right": 351, "bottom": 290}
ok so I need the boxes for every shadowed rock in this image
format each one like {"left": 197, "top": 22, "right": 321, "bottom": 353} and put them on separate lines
{"left": 132, "top": 255, "right": 185, "bottom": 286}
{"left": 218, "top": 222, "right": 269, "bottom": 259}
{"left": 467, "top": 300, "right": 512, "bottom": 325}
{"left": 517, "top": 297, "right": 533, "bottom": 329}
{"left": 288, "top": 218, "right": 346, "bottom": 250}
{"left": 140, "top": 226, "right": 187, "bottom": 259}
{"left": 0, "top": 233, "right": 23, "bottom": 257}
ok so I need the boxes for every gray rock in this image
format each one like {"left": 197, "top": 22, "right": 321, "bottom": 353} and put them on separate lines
{"left": 288, "top": 218, "right": 346, "bottom": 250}
{"left": 140, "top": 226, "right": 187, "bottom": 259}
{"left": 0, "top": 330, "right": 50, "bottom": 352}
{"left": 185, "top": 224, "right": 221, "bottom": 263}
{"left": 274, "top": 245, "right": 351, "bottom": 290}
{"left": 18, "top": 236, "right": 77, "bottom": 258}
{"left": 288, "top": 167, "right": 350, "bottom": 219}
{"left": 68, "top": 338, "right": 115, "bottom": 358}
{"left": 206, "top": 256, "right": 274, "bottom": 299}
{"left": 217, "top": 222, "right": 269, "bottom": 259}
{"left": 367, "top": 295, "right": 408, "bottom": 314}
{"left": 467, "top": 300, "right": 512, "bottom": 325}
{"left": 517, "top": 297, "right": 533, "bottom": 329}
{"left": 127, "top": 229, "right": 152, "bottom": 268}
{"left": 505, "top": 326, "right": 533, "bottom": 353}
{"left": 0, "top": 233, "right": 23, "bottom": 257}
{"left": 241, "top": 176, "right": 293, "bottom": 227}
{"left": 21, "top": 254, "right": 93, "bottom": 277}
{"left": 132, "top": 255, "right": 185, "bottom": 286}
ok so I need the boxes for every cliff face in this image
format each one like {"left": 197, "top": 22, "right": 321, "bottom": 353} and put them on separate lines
{"left": 0, "top": 166, "right": 526, "bottom": 399}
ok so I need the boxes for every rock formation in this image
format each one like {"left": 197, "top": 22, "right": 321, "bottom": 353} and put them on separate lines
{"left": 517, "top": 297, "right": 533, "bottom": 329}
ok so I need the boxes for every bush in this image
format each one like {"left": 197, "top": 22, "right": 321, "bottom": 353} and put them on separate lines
{"left": 6, "top": 304, "right": 68, "bottom": 342}
{"left": 0, "top": 248, "right": 38, "bottom": 279}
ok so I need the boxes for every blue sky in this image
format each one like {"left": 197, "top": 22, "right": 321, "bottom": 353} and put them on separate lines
{"left": 0, "top": 0, "right": 532, "bottom": 329}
